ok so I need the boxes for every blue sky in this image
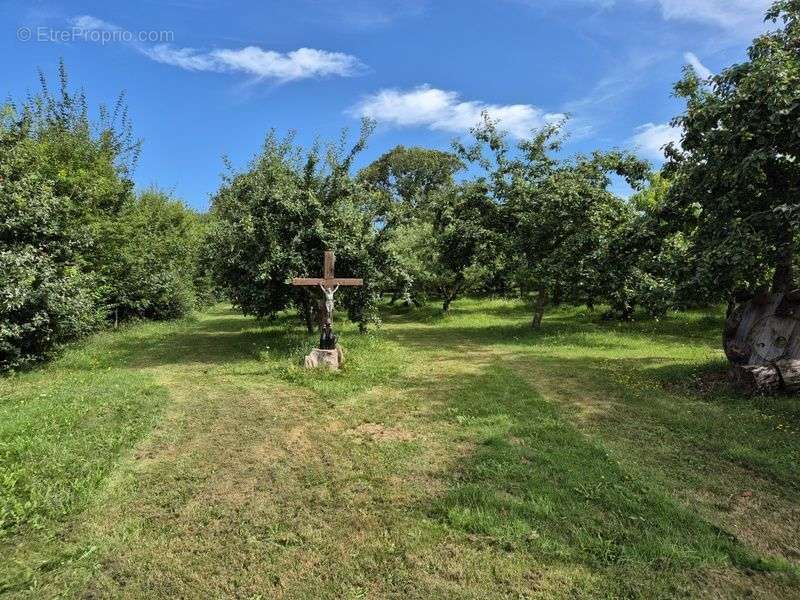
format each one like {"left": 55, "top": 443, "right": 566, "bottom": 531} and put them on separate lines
{"left": 3, "top": 0, "right": 773, "bottom": 210}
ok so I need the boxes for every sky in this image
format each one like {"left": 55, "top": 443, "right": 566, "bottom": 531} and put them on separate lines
{"left": 2, "top": 0, "right": 775, "bottom": 210}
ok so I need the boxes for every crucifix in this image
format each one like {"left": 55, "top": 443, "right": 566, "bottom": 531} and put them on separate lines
{"left": 292, "top": 250, "right": 363, "bottom": 349}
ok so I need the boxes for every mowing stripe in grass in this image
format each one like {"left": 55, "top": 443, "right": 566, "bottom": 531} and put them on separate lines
{"left": 429, "top": 362, "right": 796, "bottom": 580}
{"left": 0, "top": 322, "right": 179, "bottom": 594}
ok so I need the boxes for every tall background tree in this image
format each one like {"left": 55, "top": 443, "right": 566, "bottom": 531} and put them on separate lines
{"left": 358, "top": 146, "right": 465, "bottom": 307}
{"left": 664, "top": 0, "right": 800, "bottom": 301}
{"left": 418, "top": 180, "right": 501, "bottom": 312}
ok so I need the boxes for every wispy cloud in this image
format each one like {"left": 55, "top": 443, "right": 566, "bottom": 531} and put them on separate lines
{"left": 561, "top": 50, "right": 663, "bottom": 140}
{"left": 71, "top": 15, "right": 119, "bottom": 31}
{"left": 629, "top": 122, "right": 681, "bottom": 161}
{"left": 519, "top": 0, "right": 771, "bottom": 33}
{"left": 683, "top": 51, "right": 712, "bottom": 79}
{"left": 145, "top": 45, "right": 364, "bottom": 82}
{"left": 144, "top": 45, "right": 216, "bottom": 71}
{"left": 307, "top": 0, "right": 427, "bottom": 29}
{"left": 71, "top": 14, "right": 365, "bottom": 83}
{"left": 350, "top": 85, "right": 564, "bottom": 139}
{"left": 654, "top": 0, "right": 771, "bottom": 31}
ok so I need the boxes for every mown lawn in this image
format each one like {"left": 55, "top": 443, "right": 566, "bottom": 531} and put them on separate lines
{"left": 1, "top": 299, "right": 799, "bottom": 598}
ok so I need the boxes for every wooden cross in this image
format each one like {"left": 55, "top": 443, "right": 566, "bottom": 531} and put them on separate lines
{"left": 292, "top": 250, "right": 363, "bottom": 289}
{"left": 292, "top": 251, "right": 363, "bottom": 337}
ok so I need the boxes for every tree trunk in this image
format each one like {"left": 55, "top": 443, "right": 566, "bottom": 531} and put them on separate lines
{"left": 772, "top": 223, "right": 794, "bottom": 293}
{"left": 531, "top": 287, "right": 547, "bottom": 328}
{"left": 732, "top": 359, "right": 800, "bottom": 395}
{"left": 301, "top": 294, "right": 314, "bottom": 334}
{"left": 620, "top": 302, "right": 635, "bottom": 321}
{"left": 443, "top": 296, "right": 452, "bottom": 313}
{"left": 442, "top": 283, "right": 461, "bottom": 313}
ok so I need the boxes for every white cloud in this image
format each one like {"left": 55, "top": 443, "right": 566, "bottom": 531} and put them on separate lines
{"left": 350, "top": 85, "right": 564, "bottom": 138}
{"left": 145, "top": 45, "right": 219, "bottom": 72}
{"left": 683, "top": 52, "right": 712, "bottom": 79}
{"left": 70, "top": 15, "right": 119, "bottom": 31}
{"left": 145, "top": 45, "right": 364, "bottom": 82}
{"left": 629, "top": 122, "right": 682, "bottom": 161}
{"left": 214, "top": 47, "right": 362, "bottom": 80}
{"left": 70, "top": 14, "right": 363, "bottom": 83}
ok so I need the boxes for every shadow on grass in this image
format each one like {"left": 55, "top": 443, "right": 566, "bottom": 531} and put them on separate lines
{"left": 29, "top": 301, "right": 797, "bottom": 595}
{"left": 512, "top": 355, "right": 800, "bottom": 490}
{"left": 379, "top": 301, "right": 529, "bottom": 324}
{"left": 402, "top": 360, "right": 797, "bottom": 595}
{"left": 382, "top": 299, "right": 724, "bottom": 348}
{"left": 383, "top": 319, "right": 723, "bottom": 355}
{"left": 94, "top": 307, "right": 408, "bottom": 403}
{"left": 86, "top": 303, "right": 721, "bottom": 371}
{"left": 79, "top": 301, "right": 800, "bottom": 494}
{"left": 381, "top": 298, "right": 724, "bottom": 326}
{"left": 98, "top": 307, "right": 315, "bottom": 369}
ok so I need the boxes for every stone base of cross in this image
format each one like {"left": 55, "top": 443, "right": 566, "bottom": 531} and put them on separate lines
{"left": 292, "top": 250, "right": 363, "bottom": 352}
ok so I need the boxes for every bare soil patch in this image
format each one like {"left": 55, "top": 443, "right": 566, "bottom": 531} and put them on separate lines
{"left": 350, "top": 422, "right": 415, "bottom": 442}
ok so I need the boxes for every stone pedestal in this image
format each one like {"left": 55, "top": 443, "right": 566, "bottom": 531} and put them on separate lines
{"left": 303, "top": 346, "right": 344, "bottom": 370}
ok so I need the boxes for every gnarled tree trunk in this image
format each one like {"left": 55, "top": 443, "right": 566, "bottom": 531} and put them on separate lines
{"left": 725, "top": 288, "right": 800, "bottom": 394}
{"left": 732, "top": 359, "right": 800, "bottom": 395}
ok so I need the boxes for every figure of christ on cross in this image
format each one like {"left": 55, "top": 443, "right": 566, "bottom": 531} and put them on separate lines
{"left": 318, "top": 283, "right": 338, "bottom": 325}
{"left": 292, "top": 250, "right": 363, "bottom": 349}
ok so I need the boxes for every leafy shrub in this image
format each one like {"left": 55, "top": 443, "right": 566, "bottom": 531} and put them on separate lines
{"left": 98, "top": 188, "right": 205, "bottom": 321}
{"left": 0, "top": 120, "right": 101, "bottom": 370}
{"left": 0, "top": 249, "right": 101, "bottom": 371}
{"left": 0, "top": 65, "right": 210, "bottom": 372}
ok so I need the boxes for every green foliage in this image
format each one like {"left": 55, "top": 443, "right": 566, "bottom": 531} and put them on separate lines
{"left": 0, "top": 63, "right": 209, "bottom": 371}
{"left": 664, "top": 0, "right": 800, "bottom": 298}
{"left": 589, "top": 174, "right": 693, "bottom": 319}
{"left": 358, "top": 145, "right": 463, "bottom": 225}
{"left": 359, "top": 145, "right": 467, "bottom": 307}
{"left": 459, "top": 115, "right": 650, "bottom": 324}
{"left": 0, "top": 249, "right": 101, "bottom": 372}
{"left": 207, "top": 123, "right": 383, "bottom": 330}
{"left": 22, "top": 62, "right": 139, "bottom": 218}
{"left": 0, "top": 103, "right": 102, "bottom": 371}
{"left": 419, "top": 181, "right": 502, "bottom": 311}
{"left": 96, "top": 188, "right": 206, "bottom": 321}
{"left": 191, "top": 212, "right": 223, "bottom": 308}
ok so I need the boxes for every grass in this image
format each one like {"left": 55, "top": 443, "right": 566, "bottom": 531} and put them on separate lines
{"left": 1, "top": 299, "right": 799, "bottom": 598}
